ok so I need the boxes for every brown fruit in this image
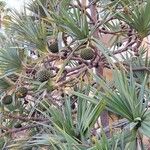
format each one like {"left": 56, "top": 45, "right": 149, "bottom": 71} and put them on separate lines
{"left": 16, "top": 87, "right": 28, "bottom": 98}
{"left": 48, "top": 42, "right": 59, "bottom": 53}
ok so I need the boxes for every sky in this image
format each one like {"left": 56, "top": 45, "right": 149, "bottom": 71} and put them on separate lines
{"left": 4, "top": 0, "right": 30, "bottom": 11}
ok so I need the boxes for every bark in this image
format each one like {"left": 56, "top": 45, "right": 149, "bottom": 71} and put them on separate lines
{"left": 88, "top": 0, "right": 110, "bottom": 137}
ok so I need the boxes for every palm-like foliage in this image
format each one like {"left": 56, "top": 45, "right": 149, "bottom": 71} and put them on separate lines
{"left": 10, "top": 11, "right": 49, "bottom": 52}
{"left": 116, "top": 1, "right": 150, "bottom": 39}
{"left": 38, "top": 94, "right": 105, "bottom": 140}
{"left": 101, "top": 70, "right": 150, "bottom": 136}
{"left": 27, "top": 0, "right": 48, "bottom": 18}
{"left": 50, "top": 7, "right": 89, "bottom": 40}
{"left": 0, "top": 47, "right": 22, "bottom": 74}
{"left": 11, "top": 69, "right": 146, "bottom": 149}
{"left": 74, "top": 68, "right": 150, "bottom": 149}
{"left": 0, "top": 77, "right": 12, "bottom": 93}
{"left": 92, "top": 38, "right": 150, "bottom": 137}
{"left": 13, "top": 91, "right": 133, "bottom": 150}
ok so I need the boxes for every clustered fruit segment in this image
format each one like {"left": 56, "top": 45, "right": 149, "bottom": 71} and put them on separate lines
{"left": 36, "top": 69, "right": 51, "bottom": 82}
{"left": 80, "top": 48, "right": 94, "bottom": 60}
{"left": 16, "top": 87, "right": 28, "bottom": 98}
{"left": 2, "top": 95, "right": 12, "bottom": 105}
{"left": 48, "top": 42, "right": 59, "bottom": 53}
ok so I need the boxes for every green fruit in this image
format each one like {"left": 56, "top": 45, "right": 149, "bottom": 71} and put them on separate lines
{"left": 46, "top": 80, "right": 54, "bottom": 92}
{"left": 36, "top": 69, "right": 51, "bottom": 82}
{"left": 80, "top": 48, "right": 94, "bottom": 60}
{"left": 48, "top": 42, "right": 59, "bottom": 53}
{"left": 14, "top": 122, "right": 22, "bottom": 128}
{"left": 2, "top": 95, "right": 12, "bottom": 105}
{"left": 16, "top": 87, "right": 28, "bottom": 98}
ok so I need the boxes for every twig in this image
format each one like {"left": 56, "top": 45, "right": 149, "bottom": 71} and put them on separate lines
{"left": 113, "top": 40, "right": 136, "bottom": 55}
{"left": 99, "top": 29, "right": 128, "bottom": 35}
{"left": 57, "top": 67, "right": 87, "bottom": 87}
{"left": 3, "top": 113, "right": 48, "bottom": 122}
{"left": 0, "top": 121, "right": 49, "bottom": 138}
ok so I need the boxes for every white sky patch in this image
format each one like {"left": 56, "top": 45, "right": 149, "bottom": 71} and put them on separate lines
{"left": 5, "top": 0, "right": 30, "bottom": 11}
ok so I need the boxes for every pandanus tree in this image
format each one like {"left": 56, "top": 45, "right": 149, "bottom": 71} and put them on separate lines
{"left": 0, "top": 0, "right": 150, "bottom": 149}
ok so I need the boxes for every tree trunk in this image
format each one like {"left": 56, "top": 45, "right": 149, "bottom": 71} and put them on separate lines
{"left": 88, "top": 0, "right": 110, "bottom": 137}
